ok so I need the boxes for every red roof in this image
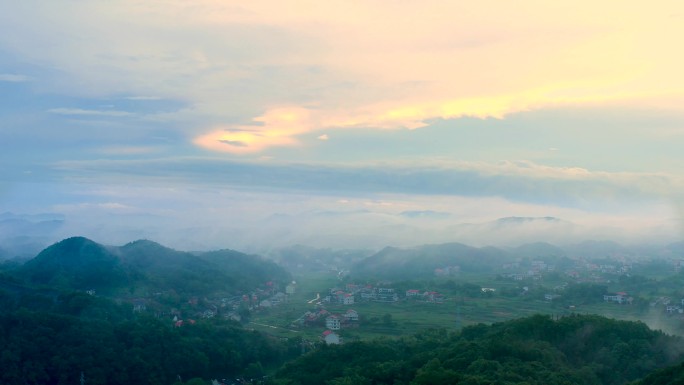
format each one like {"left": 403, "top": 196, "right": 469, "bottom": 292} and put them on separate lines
{"left": 322, "top": 330, "right": 333, "bottom": 336}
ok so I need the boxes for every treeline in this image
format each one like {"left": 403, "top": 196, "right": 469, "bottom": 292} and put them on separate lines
{"left": 274, "top": 314, "right": 683, "bottom": 385}
{"left": 0, "top": 291, "right": 300, "bottom": 385}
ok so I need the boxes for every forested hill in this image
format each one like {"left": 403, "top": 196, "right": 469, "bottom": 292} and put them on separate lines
{"left": 275, "top": 314, "right": 684, "bottom": 385}
{"left": 16, "top": 237, "right": 290, "bottom": 295}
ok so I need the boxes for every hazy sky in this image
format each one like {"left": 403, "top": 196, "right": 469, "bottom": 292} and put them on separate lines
{"left": 1, "top": 1, "right": 684, "bottom": 251}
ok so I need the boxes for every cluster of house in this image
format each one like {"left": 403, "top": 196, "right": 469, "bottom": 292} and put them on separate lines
{"left": 323, "top": 283, "right": 400, "bottom": 304}
{"left": 320, "top": 310, "right": 359, "bottom": 345}
{"left": 293, "top": 308, "right": 360, "bottom": 345}
{"left": 502, "top": 258, "right": 637, "bottom": 284}
{"left": 603, "top": 292, "right": 633, "bottom": 305}
{"left": 585, "top": 263, "right": 631, "bottom": 274}
{"left": 650, "top": 297, "right": 684, "bottom": 315}
{"left": 304, "top": 284, "right": 451, "bottom": 345}
{"left": 564, "top": 260, "right": 633, "bottom": 283}
{"left": 501, "top": 260, "right": 555, "bottom": 281}
{"left": 541, "top": 290, "right": 634, "bottom": 305}
{"left": 296, "top": 308, "right": 359, "bottom": 328}
{"left": 321, "top": 283, "right": 448, "bottom": 305}
{"left": 324, "top": 289, "right": 355, "bottom": 305}
{"left": 124, "top": 281, "right": 296, "bottom": 325}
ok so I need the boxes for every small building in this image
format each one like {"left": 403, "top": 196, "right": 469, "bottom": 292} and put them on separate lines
{"left": 406, "top": 289, "right": 421, "bottom": 297}
{"left": 132, "top": 299, "right": 147, "bottom": 312}
{"left": 325, "top": 315, "right": 341, "bottom": 330}
{"left": 423, "top": 291, "right": 444, "bottom": 303}
{"left": 342, "top": 294, "right": 355, "bottom": 305}
{"left": 376, "top": 288, "right": 398, "bottom": 302}
{"left": 286, "top": 282, "right": 297, "bottom": 295}
{"left": 603, "top": 292, "right": 633, "bottom": 304}
{"left": 343, "top": 309, "right": 359, "bottom": 322}
{"left": 666, "top": 305, "right": 681, "bottom": 314}
{"left": 322, "top": 330, "right": 341, "bottom": 345}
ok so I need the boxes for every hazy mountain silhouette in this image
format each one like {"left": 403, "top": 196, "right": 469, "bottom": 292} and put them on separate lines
{"left": 18, "top": 237, "right": 290, "bottom": 294}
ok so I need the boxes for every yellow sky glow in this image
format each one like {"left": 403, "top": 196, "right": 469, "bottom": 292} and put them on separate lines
{"left": 181, "top": 1, "right": 684, "bottom": 153}
{"left": 27, "top": 0, "right": 680, "bottom": 154}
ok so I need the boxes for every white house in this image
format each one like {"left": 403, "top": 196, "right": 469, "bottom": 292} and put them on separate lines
{"left": 343, "top": 309, "right": 359, "bottom": 322}
{"left": 322, "top": 330, "right": 341, "bottom": 345}
{"left": 325, "top": 315, "right": 341, "bottom": 330}
{"left": 342, "top": 294, "right": 355, "bottom": 305}
{"left": 603, "top": 292, "right": 632, "bottom": 304}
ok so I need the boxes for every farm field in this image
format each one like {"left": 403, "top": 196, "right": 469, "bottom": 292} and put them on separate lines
{"left": 249, "top": 271, "right": 684, "bottom": 341}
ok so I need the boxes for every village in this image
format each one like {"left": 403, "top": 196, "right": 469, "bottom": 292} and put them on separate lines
{"left": 112, "top": 252, "right": 684, "bottom": 344}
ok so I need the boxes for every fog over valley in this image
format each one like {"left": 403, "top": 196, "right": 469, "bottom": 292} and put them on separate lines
{"left": 3, "top": 1, "right": 684, "bottom": 384}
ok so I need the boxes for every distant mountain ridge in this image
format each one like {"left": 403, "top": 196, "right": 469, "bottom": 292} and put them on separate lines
{"left": 0, "top": 212, "right": 66, "bottom": 260}
{"left": 352, "top": 242, "right": 509, "bottom": 279}
{"left": 18, "top": 236, "right": 291, "bottom": 295}
{"left": 351, "top": 238, "right": 684, "bottom": 280}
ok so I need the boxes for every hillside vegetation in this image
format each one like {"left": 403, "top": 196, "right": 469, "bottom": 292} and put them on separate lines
{"left": 16, "top": 237, "right": 290, "bottom": 295}
{"left": 275, "top": 314, "right": 683, "bottom": 385}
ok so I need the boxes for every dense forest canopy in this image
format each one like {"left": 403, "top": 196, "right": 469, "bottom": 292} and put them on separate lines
{"left": 274, "top": 314, "right": 683, "bottom": 385}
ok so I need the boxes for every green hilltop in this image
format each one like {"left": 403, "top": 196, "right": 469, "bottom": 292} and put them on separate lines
{"left": 18, "top": 236, "right": 291, "bottom": 296}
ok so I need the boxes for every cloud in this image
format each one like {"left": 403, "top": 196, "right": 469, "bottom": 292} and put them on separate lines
{"left": 124, "top": 96, "right": 162, "bottom": 100}
{"left": 2, "top": 1, "right": 683, "bottom": 153}
{"left": 47, "top": 108, "right": 134, "bottom": 117}
{"left": 95, "top": 146, "right": 163, "bottom": 155}
{"left": 0, "top": 73, "right": 31, "bottom": 82}
{"left": 51, "top": 157, "right": 680, "bottom": 208}
{"left": 52, "top": 202, "right": 134, "bottom": 212}
{"left": 193, "top": 106, "right": 311, "bottom": 153}
{"left": 317, "top": 134, "right": 329, "bottom": 141}
{"left": 15, "top": 184, "right": 677, "bottom": 251}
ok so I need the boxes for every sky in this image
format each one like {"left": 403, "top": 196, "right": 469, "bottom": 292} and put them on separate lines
{"left": 1, "top": 1, "right": 684, "bottom": 252}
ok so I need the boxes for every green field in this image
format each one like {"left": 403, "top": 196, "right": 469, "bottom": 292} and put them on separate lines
{"left": 249, "top": 271, "right": 684, "bottom": 341}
